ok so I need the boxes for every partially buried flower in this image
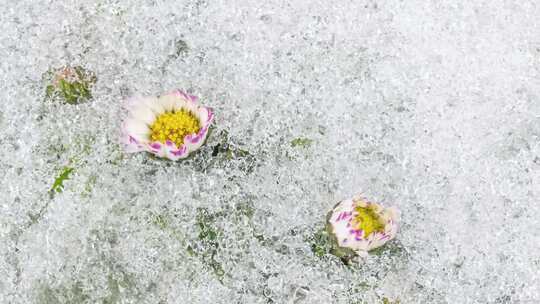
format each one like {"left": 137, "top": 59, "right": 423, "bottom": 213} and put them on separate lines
{"left": 45, "top": 66, "right": 96, "bottom": 104}
{"left": 121, "top": 90, "right": 214, "bottom": 160}
{"left": 327, "top": 196, "right": 399, "bottom": 257}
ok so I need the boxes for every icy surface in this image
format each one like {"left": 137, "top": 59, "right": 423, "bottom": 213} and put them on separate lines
{"left": 1, "top": 0, "right": 540, "bottom": 303}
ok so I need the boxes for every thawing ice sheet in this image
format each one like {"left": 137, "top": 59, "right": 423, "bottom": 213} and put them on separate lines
{"left": 1, "top": 0, "right": 539, "bottom": 303}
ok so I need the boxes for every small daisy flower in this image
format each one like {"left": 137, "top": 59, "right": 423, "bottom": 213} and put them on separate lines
{"left": 44, "top": 66, "right": 96, "bottom": 104}
{"left": 327, "top": 196, "right": 399, "bottom": 257}
{"left": 121, "top": 90, "right": 214, "bottom": 160}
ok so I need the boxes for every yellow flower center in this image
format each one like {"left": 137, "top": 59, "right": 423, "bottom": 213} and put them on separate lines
{"left": 352, "top": 205, "right": 385, "bottom": 238}
{"left": 150, "top": 110, "right": 201, "bottom": 147}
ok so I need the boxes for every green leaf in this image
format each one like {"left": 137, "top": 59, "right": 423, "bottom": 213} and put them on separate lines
{"left": 210, "top": 260, "right": 225, "bottom": 278}
{"left": 291, "top": 137, "right": 313, "bottom": 148}
{"left": 151, "top": 213, "right": 169, "bottom": 230}
{"left": 45, "top": 85, "right": 55, "bottom": 98}
{"left": 58, "top": 79, "right": 79, "bottom": 104}
{"left": 381, "top": 297, "right": 400, "bottom": 304}
{"left": 50, "top": 167, "right": 74, "bottom": 193}
{"left": 186, "top": 245, "right": 196, "bottom": 256}
{"left": 195, "top": 208, "right": 221, "bottom": 244}
{"left": 309, "top": 227, "right": 332, "bottom": 257}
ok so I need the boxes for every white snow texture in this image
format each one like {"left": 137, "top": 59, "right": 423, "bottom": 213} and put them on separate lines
{"left": 1, "top": 0, "right": 539, "bottom": 303}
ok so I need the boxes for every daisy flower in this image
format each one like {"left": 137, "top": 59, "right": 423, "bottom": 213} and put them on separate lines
{"left": 44, "top": 66, "right": 96, "bottom": 104}
{"left": 121, "top": 90, "right": 214, "bottom": 160}
{"left": 327, "top": 195, "right": 399, "bottom": 257}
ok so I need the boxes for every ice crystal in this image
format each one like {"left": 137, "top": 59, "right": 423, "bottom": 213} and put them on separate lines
{"left": 1, "top": 1, "right": 540, "bottom": 303}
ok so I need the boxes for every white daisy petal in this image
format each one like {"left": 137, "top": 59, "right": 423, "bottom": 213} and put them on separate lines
{"left": 172, "top": 97, "right": 187, "bottom": 110}
{"left": 158, "top": 94, "right": 178, "bottom": 112}
{"left": 386, "top": 207, "right": 400, "bottom": 221}
{"left": 124, "top": 118, "right": 150, "bottom": 138}
{"left": 130, "top": 106, "right": 156, "bottom": 125}
{"left": 197, "top": 107, "right": 212, "bottom": 125}
{"left": 141, "top": 97, "right": 165, "bottom": 115}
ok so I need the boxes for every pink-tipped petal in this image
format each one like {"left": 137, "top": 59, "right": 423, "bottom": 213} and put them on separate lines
{"left": 198, "top": 107, "right": 214, "bottom": 126}
{"left": 146, "top": 141, "right": 166, "bottom": 158}
{"left": 123, "top": 119, "right": 150, "bottom": 140}
{"left": 183, "top": 126, "right": 210, "bottom": 152}
{"left": 169, "top": 144, "right": 189, "bottom": 159}
{"left": 158, "top": 140, "right": 187, "bottom": 160}
{"left": 197, "top": 107, "right": 210, "bottom": 124}
{"left": 174, "top": 90, "right": 199, "bottom": 103}
{"left": 121, "top": 134, "right": 145, "bottom": 153}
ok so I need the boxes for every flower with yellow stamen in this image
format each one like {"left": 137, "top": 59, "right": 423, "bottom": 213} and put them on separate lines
{"left": 327, "top": 195, "right": 399, "bottom": 257}
{"left": 121, "top": 90, "right": 214, "bottom": 160}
